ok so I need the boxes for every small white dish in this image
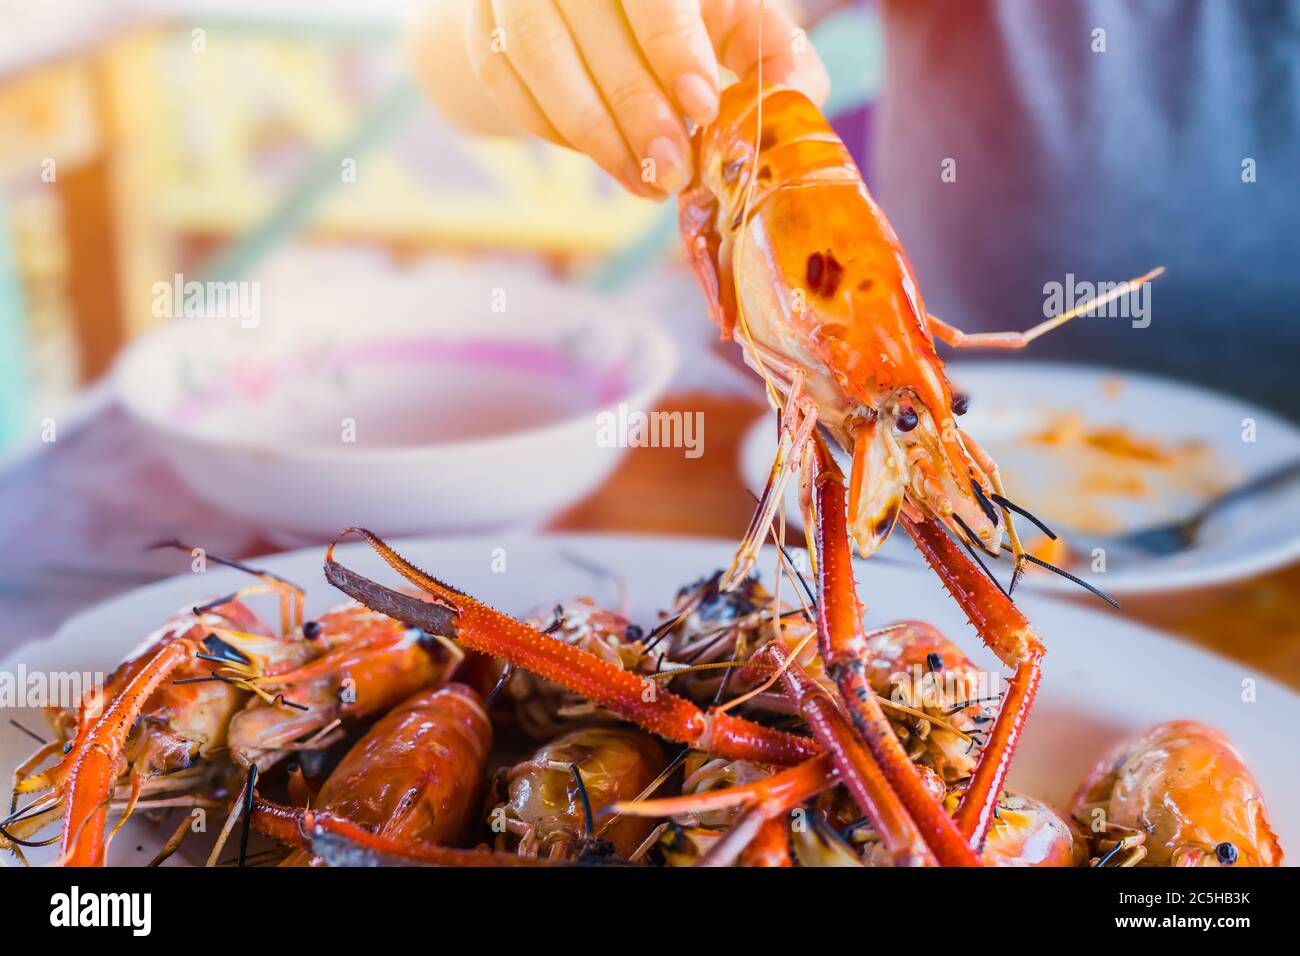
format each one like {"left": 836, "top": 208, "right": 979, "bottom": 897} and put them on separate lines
{"left": 740, "top": 361, "right": 1300, "bottom": 595}
{"left": 115, "top": 270, "right": 675, "bottom": 538}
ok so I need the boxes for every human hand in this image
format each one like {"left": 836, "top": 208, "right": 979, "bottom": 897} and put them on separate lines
{"left": 452, "top": 0, "right": 829, "bottom": 198}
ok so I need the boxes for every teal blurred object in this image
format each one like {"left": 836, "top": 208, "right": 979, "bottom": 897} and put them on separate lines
{"left": 0, "top": 196, "right": 28, "bottom": 451}
{"left": 588, "top": 5, "right": 883, "bottom": 293}
{"left": 818, "top": 5, "right": 885, "bottom": 116}
{"left": 199, "top": 82, "right": 421, "bottom": 283}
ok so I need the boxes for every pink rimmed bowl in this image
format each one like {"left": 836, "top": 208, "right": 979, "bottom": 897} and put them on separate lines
{"left": 114, "top": 271, "right": 676, "bottom": 538}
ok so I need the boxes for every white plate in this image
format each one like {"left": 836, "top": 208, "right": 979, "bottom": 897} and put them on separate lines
{"left": 2, "top": 533, "right": 1294, "bottom": 865}
{"left": 741, "top": 361, "right": 1300, "bottom": 594}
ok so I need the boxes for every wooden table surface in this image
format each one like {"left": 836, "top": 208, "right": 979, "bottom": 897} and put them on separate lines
{"left": 553, "top": 392, "right": 1300, "bottom": 691}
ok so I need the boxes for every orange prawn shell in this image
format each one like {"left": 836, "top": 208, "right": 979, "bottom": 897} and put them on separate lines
{"left": 312, "top": 683, "right": 492, "bottom": 845}
{"left": 684, "top": 79, "right": 992, "bottom": 554}
{"left": 502, "top": 727, "right": 665, "bottom": 858}
{"left": 689, "top": 79, "right": 955, "bottom": 441}
{"left": 976, "top": 793, "right": 1081, "bottom": 867}
{"left": 1072, "top": 720, "right": 1282, "bottom": 866}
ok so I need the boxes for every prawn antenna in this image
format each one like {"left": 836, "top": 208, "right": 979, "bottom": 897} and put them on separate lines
{"left": 989, "top": 493, "right": 1058, "bottom": 540}
{"left": 969, "top": 480, "right": 1000, "bottom": 526}
{"left": 1020, "top": 554, "right": 1121, "bottom": 609}
{"left": 569, "top": 763, "right": 595, "bottom": 839}
{"left": 950, "top": 515, "right": 1011, "bottom": 600}
{"left": 484, "top": 664, "right": 513, "bottom": 707}
{"left": 8, "top": 719, "right": 46, "bottom": 745}
{"left": 238, "top": 764, "right": 258, "bottom": 868}
{"left": 149, "top": 538, "right": 302, "bottom": 591}
{"left": 745, "top": 488, "right": 819, "bottom": 610}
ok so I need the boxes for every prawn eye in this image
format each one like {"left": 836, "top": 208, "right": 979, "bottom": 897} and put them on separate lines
{"left": 1215, "top": 842, "right": 1238, "bottom": 865}
{"left": 302, "top": 620, "right": 321, "bottom": 640}
{"left": 895, "top": 405, "right": 919, "bottom": 432}
{"left": 925, "top": 652, "right": 944, "bottom": 673}
{"left": 952, "top": 393, "right": 970, "bottom": 416}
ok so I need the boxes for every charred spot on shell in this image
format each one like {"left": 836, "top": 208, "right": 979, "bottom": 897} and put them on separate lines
{"left": 297, "top": 749, "right": 329, "bottom": 777}
{"left": 202, "top": 633, "right": 252, "bottom": 665}
{"left": 873, "top": 514, "right": 895, "bottom": 538}
{"left": 857, "top": 279, "right": 874, "bottom": 293}
{"left": 807, "top": 252, "right": 824, "bottom": 289}
{"left": 678, "top": 571, "right": 762, "bottom": 623}
{"left": 413, "top": 628, "right": 450, "bottom": 660}
{"left": 806, "top": 251, "right": 845, "bottom": 298}
{"left": 576, "top": 838, "right": 622, "bottom": 864}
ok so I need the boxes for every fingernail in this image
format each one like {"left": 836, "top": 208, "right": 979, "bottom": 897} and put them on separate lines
{"left": 647, "top": 136, "right": 691, "bottom": 194}
{"left": 675, "top": 73, "right": 719, "bottom": 125}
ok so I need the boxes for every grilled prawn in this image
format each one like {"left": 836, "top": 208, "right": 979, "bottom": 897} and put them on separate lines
{"left": 1070, "top": 720, "right": 1281, "bottom": 867}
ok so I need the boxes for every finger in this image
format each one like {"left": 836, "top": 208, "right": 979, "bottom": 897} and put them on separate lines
{"left": 465, "top": 0, "right": 567, "bottom": 146}
{"left": 406, "top": 1, "right": 520, "bottom": 137}
{"left": 491, "top": 0, "right": 657, "bottom": 198}
{"left": 621, "top": 0, "right": 722, "bottom": 125}
{"left": 703, "top": 0, "right": 830, "bottom": 106}
{"left": 556, "top": 0, "right": 693, "bottom": 194}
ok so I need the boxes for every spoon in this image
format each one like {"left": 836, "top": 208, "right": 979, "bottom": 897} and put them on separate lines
{"left": 1062, "top": 457, "right": 1300, "bottom": 559}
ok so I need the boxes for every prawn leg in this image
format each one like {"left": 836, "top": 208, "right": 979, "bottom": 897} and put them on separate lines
{"left": 722, "top": 369, "right": 819, "bottom": 591}
{"left": 59, "top": 640, "right": 199, "bottom": 865}
{"left": 901, "top": 514, "right": 1044, "bottom": 851}
{"left": 252, "top": 797, "right": 548, "bottom": 867}
{"left": 926, "top": 268, "right": 1163, "bottom": 350}
{"left": 807, "top": 435, "right": 978, "bottom": 866}
{"left": 324, "top": 532, "right": 819, "bottom": 767}
{"left": 763, "top": 642, "right": 935, "bottom": 866}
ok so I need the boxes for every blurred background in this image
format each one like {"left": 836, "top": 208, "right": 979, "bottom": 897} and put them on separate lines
{"left": 0, "top": 0, "right": 886, "bottom": 637}
{"left": 0, "top": 0, "right": 1297, "bottom": 686}
{"left": 0, "top": 0, "right": 880, "bottom": 448}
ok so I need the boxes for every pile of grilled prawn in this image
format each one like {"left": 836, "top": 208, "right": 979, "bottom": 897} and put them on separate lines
{"left": 1, "top": 551, "right": 1280, "bottom": 868}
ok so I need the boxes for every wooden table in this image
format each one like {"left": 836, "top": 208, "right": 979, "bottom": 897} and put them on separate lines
{"left": 554, "top": 391, "right": 1300, "bottom": 691}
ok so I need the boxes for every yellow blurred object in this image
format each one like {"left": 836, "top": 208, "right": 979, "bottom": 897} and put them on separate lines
{"left": 1, "top": 18, "right": 661, "bottom": 403}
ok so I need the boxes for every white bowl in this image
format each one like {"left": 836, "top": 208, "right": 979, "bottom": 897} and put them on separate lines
{"left": 114, "top": 271, "right": 676, "bottom": 538}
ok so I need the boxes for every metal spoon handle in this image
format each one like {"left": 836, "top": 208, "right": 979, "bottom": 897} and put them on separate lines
{"left": 1191, "top": 456, "right": 1300, "bottom": 527}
